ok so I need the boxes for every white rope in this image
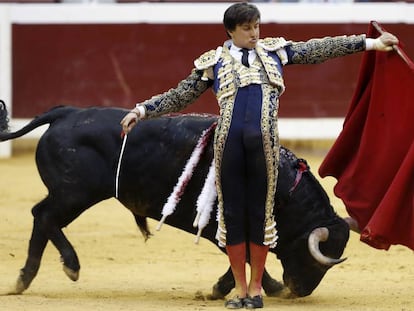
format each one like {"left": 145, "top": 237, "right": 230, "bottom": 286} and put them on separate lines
{"left": 115, "top": 134, "right": 128, "bottom": 199}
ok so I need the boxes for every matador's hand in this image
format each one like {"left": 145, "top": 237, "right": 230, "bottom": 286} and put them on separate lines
{"left": 120, "top": 109, "right": 140, "bottom": 135}
{"left": 375, "top": 32, "right": 399, "bottom": 51}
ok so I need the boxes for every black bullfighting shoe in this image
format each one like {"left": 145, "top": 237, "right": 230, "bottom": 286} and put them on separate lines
{"left": 224, "top": 296, "right": 245, "bottom": 309}
{"left": 244, "top": 295, "right": 263, "bottom": 309}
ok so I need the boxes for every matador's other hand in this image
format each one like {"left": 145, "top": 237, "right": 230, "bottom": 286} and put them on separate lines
{"left": 375, "top": 32, "right": 399, "bottom": 51}
{"left": 120, "top": 109, "right": 140, "bottom": 135}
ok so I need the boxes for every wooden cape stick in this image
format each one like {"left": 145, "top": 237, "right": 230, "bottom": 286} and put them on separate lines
{"left": 371, "top": 21, "right": 414, "bottom": 70}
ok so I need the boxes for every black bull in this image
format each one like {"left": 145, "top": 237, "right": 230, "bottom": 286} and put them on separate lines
{"left": 0, "top": 104, "right": 350, "bottom": 298}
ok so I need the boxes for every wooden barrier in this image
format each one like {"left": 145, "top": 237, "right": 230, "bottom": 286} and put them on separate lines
{"left": 1, "top": 2, "right": 413, "bottom": 156}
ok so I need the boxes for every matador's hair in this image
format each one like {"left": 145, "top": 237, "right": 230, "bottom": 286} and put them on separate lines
{"left": 223, "top": 2, "right": 260, "bottom": 38}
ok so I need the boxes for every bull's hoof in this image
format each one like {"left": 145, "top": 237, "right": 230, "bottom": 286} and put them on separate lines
{"left": 263, "top": 279, "right": 285, "bottom": 297}
{"left": 63, "top": 265, "right": 79, "bottom": 281}
{"left": 194, "top": 290, "right": 206, "bottom": 301}
{"left": 7, "top": 275, "right": 27, "bottom": 295}
{"left": 206, "top": 283, "right": 226, "bottom": 300}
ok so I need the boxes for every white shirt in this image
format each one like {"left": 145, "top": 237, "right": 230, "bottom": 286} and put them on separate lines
{"left": 230, "top": 44, "right": 257, "bottom": 67}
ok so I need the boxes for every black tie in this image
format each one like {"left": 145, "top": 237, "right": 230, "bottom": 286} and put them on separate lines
{"left": 240, "top": 48, "right": 250, "bottom": 68}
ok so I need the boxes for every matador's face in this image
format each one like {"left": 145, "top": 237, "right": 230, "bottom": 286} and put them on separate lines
{"left": 228, "top": 19, "right": 260, "bottom": 50}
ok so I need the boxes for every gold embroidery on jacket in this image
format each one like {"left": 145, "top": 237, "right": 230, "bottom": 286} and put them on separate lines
{"left": 261, "top": 85, "right": 279, "bottom": 247}
{"left": 258, "top": 37, "right": 290, "bottom": 51}
{"left": 194, "top": 49, "right": 218, "bottom": 69}
{"left": 289, "top": 34, "right": 365, "bottom": 64}
{"left": 255, "top": 45, "right": 285, "bottom": 94}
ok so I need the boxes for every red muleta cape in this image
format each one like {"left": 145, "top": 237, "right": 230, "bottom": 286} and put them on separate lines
{"left": 319, "top": 22, "right": 414, "bottom": 251}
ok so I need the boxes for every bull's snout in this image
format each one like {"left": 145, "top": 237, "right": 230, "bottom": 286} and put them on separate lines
{"left": 283, "top": 275, "right": 314, "bottom": 298}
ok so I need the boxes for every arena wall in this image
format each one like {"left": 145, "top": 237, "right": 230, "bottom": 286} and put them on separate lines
{"left": 0, "top": 2, "right": 413, "bottom": 156}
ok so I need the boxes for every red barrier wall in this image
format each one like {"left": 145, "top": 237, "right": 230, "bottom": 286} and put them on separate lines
{"left": 12, "top": 23, "right": 413, "bottom": 118}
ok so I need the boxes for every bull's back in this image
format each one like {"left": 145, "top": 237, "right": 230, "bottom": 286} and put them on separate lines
{"left": 35, "top": 107, "right": 129, "bottom": 195}
{"left": 117, "top": 114, "right": 217, "bottom": 231}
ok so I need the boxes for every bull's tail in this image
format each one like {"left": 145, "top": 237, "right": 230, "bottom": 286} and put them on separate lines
{"left": 0, "top": 102, "right": 76, "bottom": 142}
{"left": 0, "top": 100, "right": 9, "bottom": 133}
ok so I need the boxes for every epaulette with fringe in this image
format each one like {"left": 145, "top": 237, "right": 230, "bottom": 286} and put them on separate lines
{"left": 194, "top": 47, "right": 222, "bottom": 70}
{"left": 258, "top": 37, "right": 290, "bottom": 51}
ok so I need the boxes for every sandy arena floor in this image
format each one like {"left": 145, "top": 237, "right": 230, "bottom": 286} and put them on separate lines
{"left": 0, "top": 149, "right": 413, "bottom": 311}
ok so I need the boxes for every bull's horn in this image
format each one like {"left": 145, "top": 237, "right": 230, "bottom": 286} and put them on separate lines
{"left": 308, "top": 227, "right": 347, "bottom": 266}
{"left": 343, "top": 216, "right": 361, "bottom": 233}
